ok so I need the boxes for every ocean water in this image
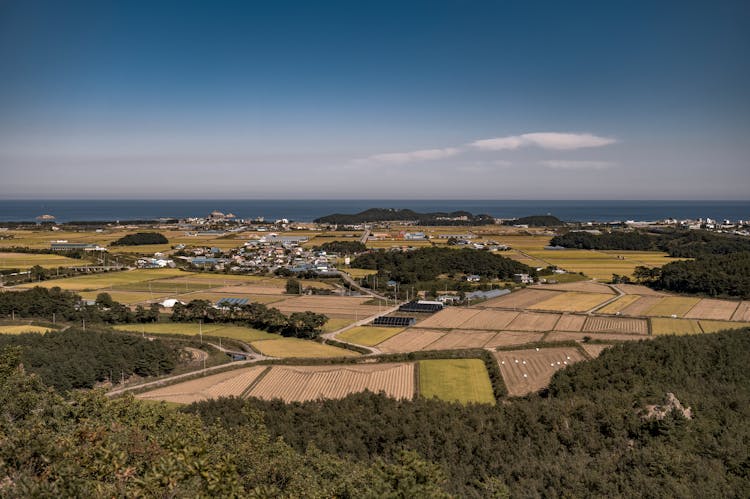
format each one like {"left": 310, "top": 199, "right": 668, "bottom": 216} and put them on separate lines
{"left": 0, "top": 199, "right": 748, "bottom": 223}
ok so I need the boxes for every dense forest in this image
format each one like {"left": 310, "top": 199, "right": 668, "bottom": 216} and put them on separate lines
{"left": 110, "top": 232, "right": 168, "bottom": 246}
{"left": 351, "top": 247, "right": 532, "bottom": 284}
{"left": 0, "top": 328, "right": 178, "bottom": 391}
{"left": 503, "top": 214, "right": 563, "bottom": 226}
{"left": 0, "top": 347, "right": 448, "bottom": 497}
{"left": 313, "top": 240, "right": 367, "bottom": 254}
{"left": 0, "top": 287, "right": 135, "bottom": 323}
{"left": 315, "top": 208, "right": 495, "bottom": 226}
{"left": 186, "top": 330, "right": 750, "bottom": 497}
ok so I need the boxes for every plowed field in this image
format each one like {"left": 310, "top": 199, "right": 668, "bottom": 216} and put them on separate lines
{"left": 136, "top": 366, "right": 267, "bottom": 404}
{"left": 553, "top": 314, "right": 587, "bottom": 331}
{"left": 684, "top": 299, "right": 740, "bottom": 320}
{"left": 457, "top": 310, "right": 519, "bottom": 330}
{"left": 597, "top": 295, "right": 641, "bottom": 314}
{"left": 544, "top": 331, "right": 651, "bottom": 342}
{"left": 494, "top": 348, "right": 585, "bottom": 396}
{"left": 377, "top": 329, "right": 446, "bottom": 353}
{"left": 424, "top": 330, "right": 497, "bottom": 350}
{"left": 732, "top": 302, "right": 750, "bottom": 321}
{"left": 651, "top": 318, "right": 702, "bottom": 335}
{"left": 272, "top": 296, "right": 380, "bottom": 318}
{"left": 645, "top": 297, "right": 701, "bottom": 317}
{"left": 416, "top": 308, "right": 481, "bottom": 329}
{"left": 506, "top": 312, "right": 561, "bottom": 331}
{"left": 484, "top": 331, "right": 545, "bottom": 348}
{"left": 246, "top": 363, "right": 414, "bottom": 402}
{"left": 531, "top": 281, "right": 615, "bottom": 294}
{"left": 619, "top": 296, "right": 663, "bottom": 316}
{"left": 482, "top": 289, "right": 563, "bottom": 309}
{"left": 615, "top": 284, "right": 668, "bottom": 296}
{"left": 335, "top": 326, "right": 404, "bottom": 346}
{"left": 583, "top": 316, "right": 648, "bottom": 335}
{"left": 529, "top": 292, "right": 613, "bottom": 313}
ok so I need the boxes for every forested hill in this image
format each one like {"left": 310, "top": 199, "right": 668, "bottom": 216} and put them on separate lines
{"left": 314, "top": 208, "right": 495, "bottom": 225}
{"left": 186, "top": 329, "right": 750, "bottom": 497}
{"left": 503, "top": 214, "right": 564, "bottom": 226}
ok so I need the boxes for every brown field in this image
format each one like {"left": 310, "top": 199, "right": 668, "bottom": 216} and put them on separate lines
{"left": 246, "top": 363, "right": 414, "bottom": 402}
{"left": 544, "top": 331, "right": 651, "bottom": 342}
{"left": 424, "top": 330, "right": 497, "bottom": 350}
{"left": 582, "top": 343, "right": 613, "bottom": 358}
{"left": 615, "top": 284, "right": 668, "bottom": 296}
{"left": 494, "top": 348, "right": 585, "bottom": 396}
{"left": 175, "top": 292, "right": 284, "bottom": 305}
{"left": 583, "top": 316, "right": 649, "bottom": 335}
{"left": 698, "top": 320, "right": 750, "bottom": 334}
{"left": 136, "top": 366, "right": 267, "bottom": 404}
{"left": 618, "top": 296, "right": 664, "bottom": 316}
{"left": 528, "top": 292, "right": 613, "bottom": 313}
{"left": 416, "top": 308, "right": 481, "bottom": 329}
{"left": 553, "top": 314, "right": 587, "bottom": 331}
{"left": 457, "top": 310, "right": 520, "bottom": 330}
{"left": 272, "top": 295, "right": 380, "bottom": 318}
{"left": 210, "top": 285, "right": 287, "bottom": 295}
{"left": 484, "top": 331, "right": 545, "bottom": 348}
{"left": 645, "top": 297, "right": 701, "bottom": 317}
{"left": 377, "top": 329, "right": 447, "bottom": 353}
{"left": 597, "top": 295, "right": 641, "bottom": 314}
{"left": 651, "top": 318, "right": 703, "bottom": 335}
{"left": 732, "top": 302, "right": 750, "bottom": 321}
{"left": 79, "top": 290, "right": 170, "bottom": 305}
{"left": 482, "top": 289, "right": 563, "bottom": 309}
{"left": 684, "top": 299, "right": 740, "bottom": 320}
{"left": 506, "top": 312, "right": 561, "bottom": 331}
{"left": 531, "top": 281, "right": 615, "bottom": 294}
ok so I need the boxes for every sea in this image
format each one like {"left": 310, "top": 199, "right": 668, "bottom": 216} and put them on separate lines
{"left": 0, "top": 199, "right": 748, "bottom": 223}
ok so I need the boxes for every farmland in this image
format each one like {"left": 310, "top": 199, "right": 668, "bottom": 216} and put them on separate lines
{"left": 494, "top": 347, "right": 585, "bottom": 396}
{"left": 644, "top": 297, "right": 701, "bottom": 317}
{"left": 418, "top": 359, "right": 495, "bottom": 404}
{"left": 336, "top": 326, "right": 404, "bottom": 346}
{"left": 377, "top": 329, "right": 448, "bottom": 353}
{"left": 272, "top": 295, "right": 381, "bottom": 319}
{"left": 16, "top": 268, "right": 189, "bottom": 291}
{"left": 250, "top": 338, "right": 359, "bottom": 358}
{"left": 247, "top": 363, "right": 414, "bottom": 402}
{"left": 597, "top": 295, "right": 641, "bottom": 314}
{"left": 684, "top": 299, "right": 740, "bottom": 320}
{"left": 0, "top": 324, "right": 53, "bottom": 334}
{"left": 698, "top": 320, "right": 750, "bottom": 333}
{"left": 135, "top": 366, "right": 268, "bottom": 404}
{"left": 582, "top": 316, "right": 649, "bottom": 335}
{"left": 732, "top": 302, "right": 750, "bottom": 321}
{"left": 0, "top": 252, "right": 83, "bottom": 270}
{"left": 482, "top": 289, "right": 562, "bottom": 309}
{"left": 650, "top": 318, "right": 703, "bottom": 335}
{"left": 114, "top": 323, "right": 279, "bottom": 342}
{"left": 528, "top": 291, "right": 613, "bottom": 312}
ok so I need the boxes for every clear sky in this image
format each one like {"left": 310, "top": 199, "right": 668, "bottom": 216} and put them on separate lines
{"left": 1, "top": 0, "right": 748, "bottom": 199}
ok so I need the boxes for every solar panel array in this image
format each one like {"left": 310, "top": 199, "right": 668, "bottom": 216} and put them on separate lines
{"left": 372, "top": 316, "right": 416, "bottom": 327}
{"left": 216, "top": 297, "right": 249, "bottom": 306}
{"left": 399, "top": 301, "right": 443, "bottom": 313}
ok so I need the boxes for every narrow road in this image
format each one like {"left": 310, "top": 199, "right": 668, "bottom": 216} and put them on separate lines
{"left": 588, "top": 283, "right": 626, "bottom": 314}
{"left": 339, "top": 271, "right": 387, "bottom": 300}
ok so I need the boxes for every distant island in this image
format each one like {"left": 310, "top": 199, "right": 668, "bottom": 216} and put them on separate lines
{"left": 314, "top": 208, "right": 496, "bottom": 225}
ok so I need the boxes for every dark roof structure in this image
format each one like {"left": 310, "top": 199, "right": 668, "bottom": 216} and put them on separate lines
{"left": 372, "top": 316, "right": 416, "bottom": 327}
{"left": 216, "top": 297, "right": 249, "bottom": 307}
{"left": 398, "top": 301, "right": 443, "bottom": 313}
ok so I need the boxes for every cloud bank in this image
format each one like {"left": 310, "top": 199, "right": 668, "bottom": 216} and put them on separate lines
{"left": 471, "top": 132, "right": 616, "bottom": 151}
{"left": 540, "top": 160, "right": 614, "bottom": 170}
{"left": 358, "top": 147, "right": 460, "bottom": 164}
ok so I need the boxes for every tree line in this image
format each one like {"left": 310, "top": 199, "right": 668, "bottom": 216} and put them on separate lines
{"left": 111, "top": 232, "right": 169, "bottom": 246}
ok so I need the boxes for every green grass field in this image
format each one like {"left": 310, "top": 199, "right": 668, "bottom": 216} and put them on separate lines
{"left": 0, "top": 252, "right": 84, "bottom": 270}
{"left": 418, "top": 359, "right": 495, "bottom": 404}
{"left": 336, "top": 326, "right": 404, "bottom": 346}
{"left": 250, "top": 338, "right": 359, "bottom": 358}
{"left": 114, "top": 323, "right": 279, "bottom": 342}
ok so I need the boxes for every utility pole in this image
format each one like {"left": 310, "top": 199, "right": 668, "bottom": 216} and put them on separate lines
{"left": 52, "top": 313, "right": 55, "bottom": 324}
{"left": 82, "top": 318, "right": 86, "bottom": 332}
{"left": 199, "top": 320, "right": 203, "bottom": 344}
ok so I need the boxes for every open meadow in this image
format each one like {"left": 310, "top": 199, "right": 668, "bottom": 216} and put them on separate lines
{"left": 418, "top": 359, "right": 495, "bottom": 404}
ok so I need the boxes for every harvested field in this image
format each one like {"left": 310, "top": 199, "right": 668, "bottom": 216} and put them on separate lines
{"left": 698, "top": 320, "right": 750, "bottom": 334}
{"left": 0, "top": 252, "right": 82, "bottom": 270}
{"left": 583, "top": 316, "right": 648, "bottom": 335}
{"left": 272, "top": 296, "right": 380, "bottom": 318}
{"left": 615, "top": 284, "right": 668, "bottom": 296}
{"left": 457, "top": 310, "right": 519, "bottom": 330}
{"left": 377, "top": 329, "right": 446, "bottom": 353}
{"left": 336, "top": 326, "right": 404, "bottom": 346}
{"left": 251, "top": 338, "right": 359, "bottom": 358}
{"left": 136, "top": 366, "right": 267, "bottom": 404}
{"left": 529, "top": 292, "right": 613, "bottom": 313}
{"left": 484, "top": 331, "right": 545, "bottom": 348}
{"left": 732, "top": 302, "right": 750, "bottom": 321}
{"left": 684, "top": 299, "right": 741, "bottom": 320}
{"left": 482, "top": 289, "right": 563, "bottom": 309}
{"left": 210, "top": 285, "right": 286, "bottom": 295}
{"left": 554, "top": 314, "right": 587, "bottom": 331}
{"left": 246, "top": 363, "right": 414, "bottom": 402}
{"left": 651, "top": 318, "right": 702, "bottom": 335}
{"left": 581, "top": 343, "right": 612, "bottom": 358}
{"left": 0, "top": 325, "right": 52, "bottom": 334}
{"left": 494, "top": 348, "right": 585, "bottom": 396}
{"left": 544, "top": 331, "right": 651, "bottom": 342}
{"left": 79, "top": 290, "right": 170, "bottom": 305}
{"left": 321, "top": 318, "right": 356, "bottom": 333}
{"left": 597, "top": 295, "right": 641, "bottom": 314}
{"left": 419, "top": 359, "right": 495, "bottom": 404}
{"left": 645, "top": 297, "right": 701, "bottom": 317}
{"left": 174, "top": 292, "right": 284, "bottom": 304}
{"left": 114, "top": 323, "right": 279, "bottom": 342}
{"left": 531, "top": 281, "right": 615, "bottom": 294}
{"left": 619, "top": 296, "right": 664, "bottom": 316}
{"left": 424, "top": 330, "right": 497, "bottom": 350}
{"left": 16, "top": 269, "right": 189, "bottom": 291}
{"left": 506, "top": 312, "right": 561, "bottom": 331}
{"left": 415, "top": 308, "right": 481, "bottom": 329}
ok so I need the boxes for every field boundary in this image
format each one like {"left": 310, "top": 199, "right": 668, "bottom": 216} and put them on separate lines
{"left": 413, "top": 361, "right": 421, "bottom": 400}
{"left": 241, "top": 366, "right": 272, "bottom": 398}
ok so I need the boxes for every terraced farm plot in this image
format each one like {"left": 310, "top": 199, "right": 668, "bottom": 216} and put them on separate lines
{"left": 0, "top": 325, "right": 53, "bottom": 334}
{"left": 583, "top": 316, "right": 649, "bottom": 335}
{"left": 528, "top": 292, "right": 613, "bottom": 313}
{"left": 0, "top": 252, "right": 84, "bottom": 270}
{"left": 494, "top": 348, "right": 585, "bottom": 396}
{"left": 79, "top": 290, "right": 170, "bottom": 305}
{"left": 251, "top": 338, "right": 359, "bottom": 358}
{"left": 732, "top": 302, "right": 750, "bottom": 321}
{"left": 553, "top": 314, "right": 587, "bottom": 331}
{"left": 424, "top": 330, "right": 497, "bottom": 350}
{"left": 114, "top": 323, "right": 279, "bottom": 342}
{"left": 684, "top": 299, "right": 741, "bottom": 320}
{"left": 506, "top": 312, "right": 561, "bottom": 331}
{"left": 336, "top": 326, "right": 404, "bottom": 346}
{"left": 482, "top": 289, "right": 563, "bottom": 309}
{"left": 619, "top": 296, "right": 664, "bottom": 316}
{"left": 419, "top": 359, "right": 495, "bottom": 404}
{"left": 415, "top": 308, "right": 481, "bottom": 329}
{"left": 698, "top": 320, "right": 750, "bottom": 334}
{"left": 377, "top": 329, "right": 446, "bottom": 353}
{"left": 581, "top": 344, "right": 613, "bottom": 358}
{"left": 544, "top": 331, "right": 651, "bottom": 343}
{"left": 457, "top": 310, "right": 519, "bottom": 330}
{"left": 645, "top": 297, "right": 701, "bottom": 317}
{"left": 247, "top": 363, "right": 414, "bottom": 402}
{"left": 16, "top": 269, "right": 190, "bottom": 291}
{"left": 136, "top": 366, "right": 267, "bottom": 404}
{"left": 531, "top": 281, "right": 615, "bottom": 294}
{"left": 615, "top": 284, "right": 668, "bottom": 296}
{"left": 484, "top": 331, "right": 545, "bottom": 348}
{"left": 272, "top": 296, "right": 380, "bottom": 319}
{"left": 597, "top": 295, "right": 641, "bottom": 314}
{"left": 651, "top": 318, "right": 703, "bottom": 335}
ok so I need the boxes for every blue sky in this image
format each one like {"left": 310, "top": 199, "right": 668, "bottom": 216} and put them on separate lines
{"left": 1, "top": 0, "right": 748, "bottom": 199}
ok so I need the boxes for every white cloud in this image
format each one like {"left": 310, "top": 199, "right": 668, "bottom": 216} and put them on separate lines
{"left": 358, "top": 147, "right": 460, "bottom": 165}
{"left": 539, "top": 160, "right": 614, "bottom": 170}
{"left": 471, "top": 132, "right": 616, "bottom": 151}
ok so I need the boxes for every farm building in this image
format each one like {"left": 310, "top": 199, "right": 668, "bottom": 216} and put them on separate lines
{"left": 466, "top": 289, "right": 511, "bottom": 301}
{"left": 513, "top": 273, "right": 533, "bottom": 284}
